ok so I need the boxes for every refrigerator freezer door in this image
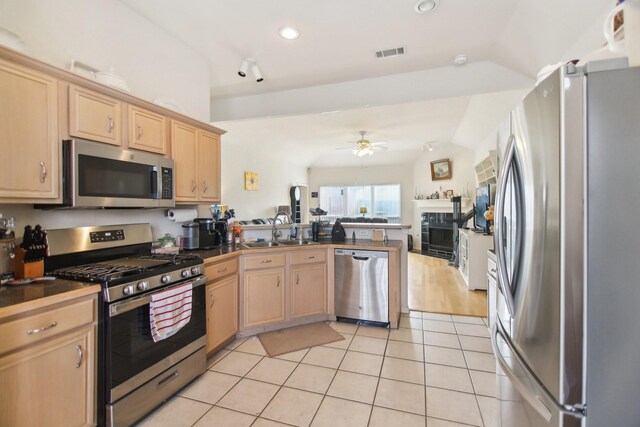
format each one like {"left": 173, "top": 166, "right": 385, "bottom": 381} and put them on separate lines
{"left": 493, "top": 322, "right": 584, "bottom": 427}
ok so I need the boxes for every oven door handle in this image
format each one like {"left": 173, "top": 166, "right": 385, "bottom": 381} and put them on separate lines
{"left": 109, "top": 276, "right": 207, "bottom": 317}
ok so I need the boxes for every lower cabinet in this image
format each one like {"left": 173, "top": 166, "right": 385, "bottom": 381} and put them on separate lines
{"left": 206, "top": 275, "right": 238, "bottom": 352}
{"left": 243, "top": 267, "right": 286, "bottom": 327}
{"left": 0, "top": 295, "right": 97, "bottom": 427}
{"left": 290, "top": 263, "right": 327, "bottom": 318}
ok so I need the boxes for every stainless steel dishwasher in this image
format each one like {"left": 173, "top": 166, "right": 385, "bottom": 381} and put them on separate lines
{"left": 334, "top": 249, "right": 389, "bottom": 325}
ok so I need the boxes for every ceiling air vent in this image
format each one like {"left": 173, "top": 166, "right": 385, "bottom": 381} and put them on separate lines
{"left": 375, "top": 47, "right": 405, "bottom": 59}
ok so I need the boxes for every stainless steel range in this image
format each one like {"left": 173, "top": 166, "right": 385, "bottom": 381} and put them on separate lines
{"left": 45, "top": 224, "right": 207, "bottom": 427}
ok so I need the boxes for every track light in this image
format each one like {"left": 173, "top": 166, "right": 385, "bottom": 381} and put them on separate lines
{"left": 238, "top": 58, "right": 264, "bottom": 82}
{"left": 252, "top": 62, "right": 263, "bottom": 82}
{"left": 238, "top": 59, "right": 250, "bottom": 77}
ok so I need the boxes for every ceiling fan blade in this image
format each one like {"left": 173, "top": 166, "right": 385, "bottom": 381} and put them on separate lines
{"left": 370, "top": 141, "right": 387, "bottom": 146}
{"left": 335, "top": 146, "right": 355, "bottom": 151}
{"left": 371, "top": 146, "right": 388, "bottom": 151}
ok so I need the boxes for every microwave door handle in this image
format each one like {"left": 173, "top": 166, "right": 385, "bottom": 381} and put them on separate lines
{"left": 492, "top": 322, "right": 586, "bottom": 420}
{"left": 495, "top": 134, "right": 517, "bottom": 318}
{"left": 151, "top": 167, "right": 158, "bottom": 198}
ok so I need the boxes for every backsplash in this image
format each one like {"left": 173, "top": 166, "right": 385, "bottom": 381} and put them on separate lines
{"left": 0, "top": 204, "right": 212, "bottom": 243}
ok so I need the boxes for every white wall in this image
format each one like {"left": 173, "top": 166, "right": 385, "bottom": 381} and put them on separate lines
{"left": 0, "top": 0, "right": 210, "bottom": 121}
{"left": 308, "top": 164, "right": 414, "bottom": 225}
{"left": 219, "top": 138, "right": 309, "bottom": 222}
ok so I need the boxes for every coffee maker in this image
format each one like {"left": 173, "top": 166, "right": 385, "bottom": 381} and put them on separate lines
{"left": 195, "top": 218, "right": 217, "bottom": 249}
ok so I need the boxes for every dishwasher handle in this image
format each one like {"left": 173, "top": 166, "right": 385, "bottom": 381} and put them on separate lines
{"left": 352, "top": 256, "right": 370, "bottom": 261}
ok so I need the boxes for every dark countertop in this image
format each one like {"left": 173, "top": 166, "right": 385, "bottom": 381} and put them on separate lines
{"left": 0, "top": 279, "right": 101, "bottom": 318}
{"left": 188, "top": 239, "right": 403, "bottom": 262}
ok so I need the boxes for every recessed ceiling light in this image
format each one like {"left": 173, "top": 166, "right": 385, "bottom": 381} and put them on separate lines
{"left": 279, "top": 26, "right": 300, "bottom": 40}
{"left": 453, "top": 54, "right": 468, "bottom": 65}
{"left": 415, "top": 0, "right": 438, "bottom": 14}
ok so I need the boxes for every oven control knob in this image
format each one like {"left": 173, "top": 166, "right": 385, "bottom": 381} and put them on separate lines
{"left": 181, "top": 269, "right": 189, "bottom": 278}
{"left": 137, "top": 281, "right": 149, "bottom": 291}
{"left": 161, "top": 274, "right": 171, "bottom": 284}
{"left": 123, "top": 285, "right": 134, "bottom": 295}
{"left": 191, "top": 267, "right": 200, "bottom": 275}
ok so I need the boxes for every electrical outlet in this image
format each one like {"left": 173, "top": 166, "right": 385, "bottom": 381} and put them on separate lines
{"left": 357, "top": 230, "right": 369, "bottom": 237}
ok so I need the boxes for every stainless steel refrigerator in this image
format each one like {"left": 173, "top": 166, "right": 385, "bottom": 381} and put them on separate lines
{"left": 492, "top": 59, "right": 640, "bottom": 427}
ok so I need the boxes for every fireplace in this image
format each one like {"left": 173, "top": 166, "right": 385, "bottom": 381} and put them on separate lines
{"left": 421, "top": 212, "right": 454, "bottom": 258}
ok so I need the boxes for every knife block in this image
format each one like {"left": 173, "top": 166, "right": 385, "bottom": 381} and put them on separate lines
{"left": 14, "top": 248, "right": 44, "bottom": 279}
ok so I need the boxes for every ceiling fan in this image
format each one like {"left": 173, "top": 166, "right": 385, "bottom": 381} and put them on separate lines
{"left": 336, "top": 131, "right": 389, "bottom": 157}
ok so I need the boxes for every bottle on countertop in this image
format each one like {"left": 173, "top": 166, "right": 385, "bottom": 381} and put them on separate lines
{"left": 234, "top": 221, "right": 242, "bottom": 244}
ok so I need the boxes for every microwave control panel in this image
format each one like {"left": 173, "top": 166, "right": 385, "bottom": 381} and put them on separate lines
{"left": 161, "top": 167, "right": 173, "bottom": 199}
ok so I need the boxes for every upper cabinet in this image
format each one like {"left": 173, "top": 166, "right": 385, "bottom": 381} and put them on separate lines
{"left": 0, "top": 46, "right": 225, "bottom": 204}
{"left": 172, "top": 121, "right": 221, "bottom": 204}
{"left": 127, "top": 105, "right": 167, "bottom": 155}
{"left": 0, "top": 58, "right": 59, "bottom": 201}
{"left": 199, "top": 130, "right": 221, "bottom": 202}
{"left": 69, "top": 85, "right": 121, "bottom": 146}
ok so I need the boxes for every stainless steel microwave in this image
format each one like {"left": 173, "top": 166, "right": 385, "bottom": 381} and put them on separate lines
{"left": 42, "top": 139, "right": 175, "bottom": 208}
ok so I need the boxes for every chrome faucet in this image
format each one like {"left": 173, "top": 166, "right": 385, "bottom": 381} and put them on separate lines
{"left": 272, "top": 211, "right": 292, "bottom": 242}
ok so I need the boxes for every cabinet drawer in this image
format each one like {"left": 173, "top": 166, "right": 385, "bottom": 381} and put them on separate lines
{"left": 288, "top": 249, "right": 326, "bottom": 265}
{"left": 205, "top": 257, "right": 238, "bottom": 282}
{"left": 243, "top": 253, "right": 286, "bottom": 270}
{"left": 0, "top": 297, "right": 95, "bottom": 355}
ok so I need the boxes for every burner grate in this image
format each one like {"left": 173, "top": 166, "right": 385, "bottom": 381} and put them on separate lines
{"left": 53, "top": 263, "right": 143, "bottom": 282}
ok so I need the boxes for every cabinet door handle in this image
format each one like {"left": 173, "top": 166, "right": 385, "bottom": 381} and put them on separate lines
{"left": 304, "top": 256, "right": 315, "bottom": 260}
{"left": 277, "top": 275, "right": 280, "bottom": 287}
{"left": 259, "top": 260, "right": 272, "bottom": 264}
{"left": 296, "top": 273, "right": 299, "bottom": 285}
{"left": 191, "top": 181, "right": 197, "bottom": 193}
{"left": 39, "top": 161, "right": 47, "bottom": 183}
{"left": 202, "top": 181, "right": 208, "bottom": 193}
{"left": 136, "top": 123, "right": 143, "bottom": 140}
{"left": 27, "top": 321, "right": 57, "bottom": 335}
{"left": 75, "top": 345, "right": 83, "bottom": 368}
{"left": 210, "top": 295, "right": 215, "bottom": 308}
{"left": 217, "top": 267, "right": 227, "bottom": 273}
{"left": 108, "top": 115, "right": 114, "bottom": 133}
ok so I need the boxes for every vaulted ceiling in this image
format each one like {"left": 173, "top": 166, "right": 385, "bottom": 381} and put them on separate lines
{"left": 122, "top": 0, "right": 612, "bottom": 166}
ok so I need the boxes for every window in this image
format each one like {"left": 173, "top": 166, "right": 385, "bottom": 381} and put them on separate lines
{"left": 318, "top": 184, "right": 401, "bottom": 223}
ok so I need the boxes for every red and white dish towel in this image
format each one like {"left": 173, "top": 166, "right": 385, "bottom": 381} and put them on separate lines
{"left": 150, "top": 282, "right": 193, "bottom": 342}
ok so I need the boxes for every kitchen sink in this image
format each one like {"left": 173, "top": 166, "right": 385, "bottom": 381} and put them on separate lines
{"left": 241, "top": 241, "right": 281, "bottom": 248}
{"left": 278, "top": 240, "right": 319, "bottom": 246}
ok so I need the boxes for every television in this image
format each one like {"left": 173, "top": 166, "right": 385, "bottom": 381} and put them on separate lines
{"left": 475, "top": 184, "right": 495, "bottom": 233}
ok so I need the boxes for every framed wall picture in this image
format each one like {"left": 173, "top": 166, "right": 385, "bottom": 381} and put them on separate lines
{"left": 244, "top": 171, "right": 258, "bottom": 191}
{"left": 430, "top": 158, "right": 452, "bottom": 181}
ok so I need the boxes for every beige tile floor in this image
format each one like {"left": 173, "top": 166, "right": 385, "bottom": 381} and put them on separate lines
{"left": 136, "top": 311, "right": 498, "bottom": 427}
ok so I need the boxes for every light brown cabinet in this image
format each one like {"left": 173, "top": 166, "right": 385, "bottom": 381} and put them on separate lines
{"left": 205, "top": 256, "right": 239, "bottom": 353}
{"left": 171, "top": 120, "right": 222, "bottom": 203}
{"left": 290, "top": 264, "right": 327, "bottom": 318}
{"left": 127, "top": 105, "right": 167, "bottom": 154}
{"left": 198, "top": 130, "right": 221, "bottom": 202}
{"left": 0, "top": 58, "right": 58, "bottom": 201}
{"left": 206, "top": 275, "right": 238, "bottom": 352}
{"left": 171, "top": 121, "right": 199, "bottom": 202}
{"left": 243, "top": 252, "right": 286, "bottom": 328}
{"left": 0, "top": 294, "right": 97, "bottom": 427}
{"left": 69, "top": 84, "right": 121, "bottom": 146}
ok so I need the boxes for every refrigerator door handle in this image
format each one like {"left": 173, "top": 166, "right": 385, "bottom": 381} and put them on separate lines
{"left": 492, "top": 322, "right": 586, "bottom": 420}
{"left": 495, "top": 134, "right": 517, "bottom": 317}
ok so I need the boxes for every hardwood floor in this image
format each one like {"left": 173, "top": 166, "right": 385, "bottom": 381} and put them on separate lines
{"left": 408, "top": 252, "right": 487, "bottom": 317}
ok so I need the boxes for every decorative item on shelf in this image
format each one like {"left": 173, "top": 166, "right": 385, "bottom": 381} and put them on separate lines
{"left": 446, "top": 190, "right": 454, "bottom": 199}
{"left": 360, "top": 207, "right": 368, "bottom": 217}
{"left": 244, "top": 171, "right": 258, "bottom": 191}
{"left": 430, "top": 158, "right": 452, "bottom": 181}
{"left": 484, "top": 205, "right": 495, "bottom": 235}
